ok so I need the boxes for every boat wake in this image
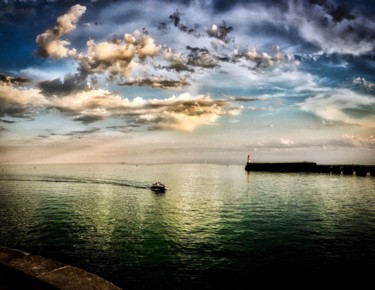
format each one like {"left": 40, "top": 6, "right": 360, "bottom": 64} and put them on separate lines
{"left": 0, "top": 175, "right": 151, "bottom": 189}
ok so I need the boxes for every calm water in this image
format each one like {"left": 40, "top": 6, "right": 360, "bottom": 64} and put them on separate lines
{"left": 0, "top": 163, "right": 374, "bottom": 289}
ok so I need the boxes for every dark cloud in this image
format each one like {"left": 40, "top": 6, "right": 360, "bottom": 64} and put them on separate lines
{"left": 211, "top": 0, "right": 242, "bottom": 12}
{"left": 107, "top": 123, "right": 143, "bottom": 132}
{"left": 0, "top": 118, "right": 16, "bottom": 124}
{"left": 38, "top": 73, "right": 90, "bottom": 97}
{"left": 157, "top": 22, "right": 168, "bottom": 34}
{"left": 343, "top": 103, "right": 375, "bottom": 119}
{"left": 72, "top": 115, "right": 104, "bottom": 125}
{"left": 160, "top": 63, "right": 194, "bottom": 73}
{"left": 212, "top": 0, "right": 289, "bottom": 13}
{"left": 329, "top": 6, "right": 355, "bottom": 22}
{"left": 309, "top": 0, "right": 356, "bottom": 23}
{"left": 120, "top": 77, "right": 190, "bottom": 89}
{"left": 293, "top": 0, "right": 375, "bottom": 55}
{"left": 0, "top": 2, "right": 36, "bottom": 25}
{"left": 168, "top": 9, "right": 199, "bottom": 36}
{"left": 229, "top": 96, "right": 262, "bottom": 102}
{"left": 0, "top": 106, "right": 32, "bottom": 118}
{"left": 65, "top": 127, "right": 100, "bottom": 136}
{"left": 186, "top": 46, "right": 219, "bottom": 68}
{"left": 0, "top": 0, "right": 123, "bottom": 12}
{"left": 169, "top": 10, "right": 182, "bottom": 29}
{"left": 0, "top": 73, "right": 29, "bottom": 85}
{"left": 206, "top": 21, "right": 233, "bottom": 43}
{"left": 161, "top": 48, "right": 194, "bottom": 72}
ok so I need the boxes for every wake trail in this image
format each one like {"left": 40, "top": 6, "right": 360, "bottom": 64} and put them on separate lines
{"left": 0, "top": 176, "right": 151, "bottom": 189}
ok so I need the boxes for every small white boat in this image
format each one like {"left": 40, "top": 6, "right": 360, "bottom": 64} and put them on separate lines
{"left": 151, "top": 182, "right": 166, "bottom": 192}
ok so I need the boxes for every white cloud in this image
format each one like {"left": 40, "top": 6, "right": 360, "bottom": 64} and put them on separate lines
{"left": 52, "top": 91, "right": 240, "bottom": 131}
{"left": 215, "top": 1, "right": 375, "bottom": 56}
{"left": 280, "top": 137, "right": 295, "bottom": 146}
{"left": 352, "top": 77, "right": 375, "bottom": 91}
{"left": 0, "top": 81, "right": 240, "bottom": 131}
{"left": 341, "top": 134, "right": 375, "bottom": 147}
{"left": 76, "top": 30, "right": 161, "bottom": 78}
{"left": 285, "top": 1, "right": 375, "bottom": 55}
{"left": 0, "top": 81, "right": 48, "bottom": 117}
{"left": 36, "top": 4, "right": 86, "bottom": 60}
{"left": 243, "top": 45, "right": 298, "bottom": 69}
{"left": 19, "top": 67, "right": 69, "bottom": 81}
{"left": 299, "top": 89, "right": 375, "bottom": 126}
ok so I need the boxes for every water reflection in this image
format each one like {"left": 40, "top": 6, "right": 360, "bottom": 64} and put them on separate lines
{"left": 0, "top": 164, "right": 374, "bottom": 289}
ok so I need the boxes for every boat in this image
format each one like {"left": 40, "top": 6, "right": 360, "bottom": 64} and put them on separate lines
{"left": 150, "top": 182, "right": 166, "bottom": 192}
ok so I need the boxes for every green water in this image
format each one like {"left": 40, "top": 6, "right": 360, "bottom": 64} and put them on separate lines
{"left": 0, "top": 163, "right": 374, "bottom": 289}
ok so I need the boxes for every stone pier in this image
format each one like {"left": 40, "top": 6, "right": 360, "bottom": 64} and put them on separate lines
{"left": 244, "top": 162, "right": 375, "bottom": 176}
{"left": 0, "top": 247, "right": 121, "bottom": 290}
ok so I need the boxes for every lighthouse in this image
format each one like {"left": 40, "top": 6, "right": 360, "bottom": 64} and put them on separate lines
{"left": 247, "top": 154, "right": 251, "bottom": 163}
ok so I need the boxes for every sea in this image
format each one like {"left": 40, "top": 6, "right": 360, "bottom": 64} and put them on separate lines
{"left": 0, "top": 163, "right": 374, "bottom": 289}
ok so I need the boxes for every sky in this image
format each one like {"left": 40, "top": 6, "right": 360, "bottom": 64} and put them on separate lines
{"left": 0, "top": 0, "right": 374, "bottom": 165}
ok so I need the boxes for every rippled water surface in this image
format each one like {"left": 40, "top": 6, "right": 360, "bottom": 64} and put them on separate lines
{"left": 0, "top": 164, "right": 374, "bottom": 289}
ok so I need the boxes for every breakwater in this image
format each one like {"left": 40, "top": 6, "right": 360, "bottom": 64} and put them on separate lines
{"left": 245, "top": 162, "right": 375, "bottom": 176}
{"left": 0, "top": 247, "right": 121, "bottom": 290}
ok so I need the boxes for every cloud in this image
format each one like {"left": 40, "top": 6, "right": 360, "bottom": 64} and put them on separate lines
{"left": 206, "top": 21, "right": 233, "bottom": 43}
{"left": 50, "top": 90, "right": 240, "bottom": 131}
{"left": 72, "top": 115, "right": 104, "bottom": 125}
{"left": 341, "top": 134, "right": 375, "bottom": 148}
{"left": 299, "top": 89, "right": 375, "bottom": 126}
{"left": 38, "top": 73, "right": 90, "bottom": 96}
{"left": 1, "top": 75, "right": 241, "bottom": 131}
{"left": 76, "top": 30, "right": 161, "bottom": 78}
{"left": 162, "top": 48, "right": 193, "bottom": 72}
{"left": 0, "top": 74, "right": 29, "bottom": 85}
{"left": 0, "top": 118, "right": 15, "bottom": 124}
{"left": 19, "top": 67, "right": 66, "bottom": 81}
{"left": 0, "top": 3, "right": 35, "bottom": 25}
{"left": 241, "top": 45, "right": 299, "bottom": 69}
{"left": 352, "top": 77, "right": 375, "bottom": 92}
{"left": 186, "top": 46, "right": 219, "bottom": 68}
{"left": 64, "top": 127, "right": 101, "bottom": 136}
{"left": 0, "top": 81, "right": 47, "bottom": 118}
{"left": 120, "top": 76, "right": 190, "bottom": 89}
{"left": 280, "top": 137, "right": 295, "bottom": 146}
{"left": 168, "top": 9, "right": 200, "bottom": 36}
{"left": 321, "top": 120, "right": 359, "bottom": 128}
{"left": 1, "top": 81, "right": 239, "bottom": 130}
{"left": 309, "top": 0, "right": 356, "bottom": 23}
{"left": 228, "top": 96, "right": 261, "bottom": 102}
{"left": 35, "top": 4, "right": 86, "bottom": 59}
{"left": 287, "top": 1, "right": 375, "bottom": 55}
{"left": 246, "top": 137, "right": 300, "bottom": 150}
{"left": 210, "top": 0, "right": 375, "bottom": 56}
{"left": 30, "top": 2, "right": 306, "bottom": 91}
{"left": 143, "top": 94, "right": 241, "bottom": 131}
